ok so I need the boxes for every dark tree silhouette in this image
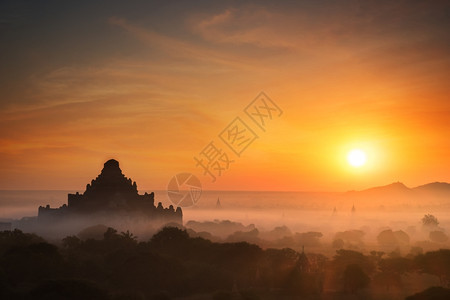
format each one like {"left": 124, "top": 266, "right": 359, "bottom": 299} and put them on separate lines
{"left": 62, "top": 235, "right": 81, "bottom": 249}
{"left": 415, "top": 249, "right": 450, "bottom": 286}
{"left": 0, "top": 229, "right": 45, "bottom": 256}
{"left": 2, "top": 225, "right": 448, "bottom": 299}
{"left": 30, "top": 279, "right": 109, "bottom": 300}
{"left": 374, "top": 256, "right": 412, "bottom": 291}
{"left": 259, "top": 248, "right": 299, "bottom": 288}
{"left": 332, "top": 249, "right": 374, "bottom": 275}
{"left": 405, "top": 286, "right": 450, "bottom": 300}
{"left": 343, "top": 264, "right": 370, "bottom": 294}
{"left": 422, "top": 214, "right": 439, "bottom": 228}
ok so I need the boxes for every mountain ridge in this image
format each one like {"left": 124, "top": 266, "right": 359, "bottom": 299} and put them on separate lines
{"left": 348, "top": 181, "right": 450, "bottom": 194}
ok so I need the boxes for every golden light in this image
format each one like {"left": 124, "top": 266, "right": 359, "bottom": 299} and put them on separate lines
{"left": 347, "top": 149, "right": 367, "bottom": 167}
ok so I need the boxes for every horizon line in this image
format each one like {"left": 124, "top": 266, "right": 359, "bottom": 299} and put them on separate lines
{"left": 0, "top": 181, "right": 448, "bottom": 194}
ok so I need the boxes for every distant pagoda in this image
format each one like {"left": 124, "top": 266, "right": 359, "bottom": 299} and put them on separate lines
{"left": 216, "top": 197, "right": 222, "bottom": 209}
{"left": 38, "top": 159, "right": 182, "bottom": 224}
{"left": 296, "top": 246, "right": 311, "bottom": 273}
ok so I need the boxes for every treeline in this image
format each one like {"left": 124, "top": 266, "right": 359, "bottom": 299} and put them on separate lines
{"left": 0, "top": 228, "right": 449, "bottom": 299}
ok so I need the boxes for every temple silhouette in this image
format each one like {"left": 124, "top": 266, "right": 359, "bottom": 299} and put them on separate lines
{"left": 38, "top": 159, "right": 182, "bottom": 224}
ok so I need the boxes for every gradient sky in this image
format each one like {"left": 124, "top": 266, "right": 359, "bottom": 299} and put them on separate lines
{"left": 0, "top": 0, "right": 449, "bottom": 191}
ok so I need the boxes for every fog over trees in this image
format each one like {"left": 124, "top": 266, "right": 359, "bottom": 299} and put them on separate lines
{"left": 1, "top": 213, "right": 449, "bottom": 300}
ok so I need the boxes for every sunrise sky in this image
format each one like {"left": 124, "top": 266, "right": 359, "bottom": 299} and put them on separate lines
{"left": 0, "top": 0, "right": 449, "bottom": 191}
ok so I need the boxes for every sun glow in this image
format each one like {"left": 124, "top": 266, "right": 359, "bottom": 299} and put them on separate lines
{"left": 347, "top": 149, "right": 367, "bottom": 167}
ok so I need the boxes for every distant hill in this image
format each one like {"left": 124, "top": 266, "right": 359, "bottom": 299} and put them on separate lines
{"left": 344, "top": 181, "right": 450, "bottom": 210}
{"left": 348, "top": 181, "right": 450, "bottom": 194}
{"left": 1, "top": 182, "right": 449, "bottom": 214}
{"left": 413, "top": 182, "right": 450, "bottom": 192}
{"left": 359, "top": 181, "right": 411, "bottom": 193}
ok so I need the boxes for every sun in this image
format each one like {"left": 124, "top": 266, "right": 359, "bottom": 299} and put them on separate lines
{"left": 347, "top": 149, "right": 367, "bottom": 167}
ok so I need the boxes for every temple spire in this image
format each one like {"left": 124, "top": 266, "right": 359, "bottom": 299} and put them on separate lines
{"left": 216, "top": 197, "right": 222, "bottom": 209}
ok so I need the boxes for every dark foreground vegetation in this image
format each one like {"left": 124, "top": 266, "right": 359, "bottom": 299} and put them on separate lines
{"left": 0, "top": 228, "right": 449, "bottom": 300}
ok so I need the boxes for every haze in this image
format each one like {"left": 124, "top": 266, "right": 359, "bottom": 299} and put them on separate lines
{"left": 0, "top": 1, "right": 449, "bottom": 299}
{"left": 1, "top": 0, "right": 449, "bottom": 192}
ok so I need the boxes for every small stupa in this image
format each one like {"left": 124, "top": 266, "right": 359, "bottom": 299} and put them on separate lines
{"left": 216, "top": 197, "right": 222, "bottom": 209}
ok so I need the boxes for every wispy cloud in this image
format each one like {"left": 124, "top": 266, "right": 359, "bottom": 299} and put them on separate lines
{"left": 108, "top": 16, "right": 259, "bottom": 70}
{"left": 0, "top": 0, "right": 449, "bottom": 190}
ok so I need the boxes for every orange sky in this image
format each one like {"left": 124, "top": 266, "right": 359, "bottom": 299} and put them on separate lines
{"left": 0, "top": 1, "right": 449, "bottom": 191}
